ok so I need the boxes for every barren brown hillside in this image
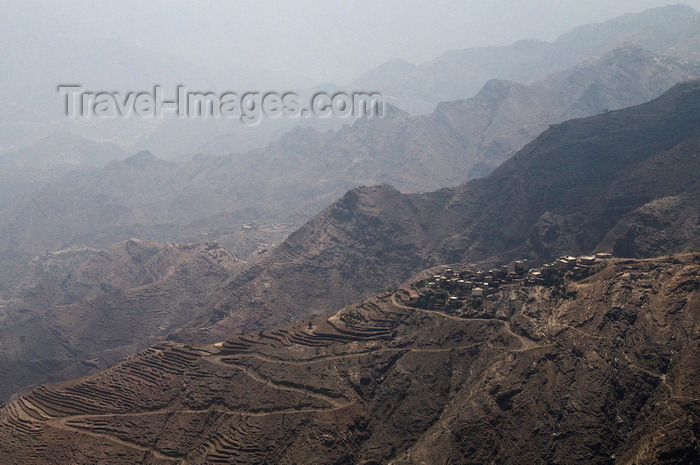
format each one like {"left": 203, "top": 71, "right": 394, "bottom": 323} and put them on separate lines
{"left": 0, "top": 254, "right": 697, "bottom": 464}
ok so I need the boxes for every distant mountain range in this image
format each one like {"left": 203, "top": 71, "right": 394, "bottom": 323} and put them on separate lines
{"left": 355, "top": 4, "right": 700, "bottom": 113}
{"left": 1, "top": 46, "right": 697, "bottom": 268}
{"left": 1, "top": 5, "right": 698, "bottom": 159}
{"left": 148, "top": 5, "right": 700, "bottom": 159}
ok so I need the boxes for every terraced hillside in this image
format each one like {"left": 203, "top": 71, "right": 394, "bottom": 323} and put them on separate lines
{"left": 0, "top": 254, "right": 697, "bottom": 464}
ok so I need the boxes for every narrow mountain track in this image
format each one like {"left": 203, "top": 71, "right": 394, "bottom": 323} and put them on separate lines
{"left": 390, "top": 293, "right": 551, "bottom": 352}
{"left": 45, "top": 415, "right": 184, "bottom": 463}
{"left": 206, "top": 355, "right": 350, "bottom": 409}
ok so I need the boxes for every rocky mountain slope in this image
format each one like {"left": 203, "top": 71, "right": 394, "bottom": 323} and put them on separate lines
{"left": 2, "top": 48, "right": 697, "bottom": 268}
{"left": 0, "top": 239, "right": 244, "bottom": 401}
{"left": 423, "top": 46, "right": 700, "bottom": 175}
{"left": 0, "top": 254, "right": 696, "bottom": 464}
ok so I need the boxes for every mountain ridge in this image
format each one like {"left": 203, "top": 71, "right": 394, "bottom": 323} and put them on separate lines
{"left": 356, "top": 4, "right": 700, "bottom": 113}
{"left": 174, "top": 79, "right": 700, "bottom": 342}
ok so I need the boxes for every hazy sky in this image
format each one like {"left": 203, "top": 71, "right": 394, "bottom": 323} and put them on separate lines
{"left": 46, "top": 0, "right": 700, "bottom": 84}
{"left": 5, "top": 0, "right": 700, "bottom": 84}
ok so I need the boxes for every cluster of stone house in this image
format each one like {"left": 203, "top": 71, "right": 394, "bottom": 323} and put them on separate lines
{"left": 418, "top": 253, "right": 614, "bottom": 302}
{"left": 527, "top": 253, "right": 612, "bottom": 284}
